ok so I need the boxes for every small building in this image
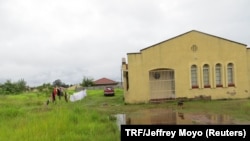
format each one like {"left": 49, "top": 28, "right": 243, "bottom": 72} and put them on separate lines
{"left": 93, "top": 77, "right": 118, "bottom": 86}
{"left": 122, "top": 30, "right": 250, "bottom": 104}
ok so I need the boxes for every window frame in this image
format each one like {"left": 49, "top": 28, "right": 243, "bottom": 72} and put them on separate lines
{"left": 227, "top": 63, "right": 235, "bottom": 87}
{"left": 203, "top": 64, "right": 210, "bottom": 88}
{"left": 191, "top": 65, "right": 199, "bottom": 89}
{"left": 215, "top": 63, "right": 223, "bottom": 87}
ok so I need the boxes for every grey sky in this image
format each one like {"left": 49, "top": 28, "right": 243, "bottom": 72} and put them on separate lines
{"left": 0, "top": 0, "right": 249, "bottom": 86}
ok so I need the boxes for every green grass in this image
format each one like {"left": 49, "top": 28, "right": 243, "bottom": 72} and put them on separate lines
{"left": 0, "top": 91, "right": 119, "bottom": 141}
{"left": 0, "top": 89, "right": 250, "bottom": 140}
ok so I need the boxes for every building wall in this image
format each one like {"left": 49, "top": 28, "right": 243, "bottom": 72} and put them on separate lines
{"left": 246, "top": 48, "right": 250, "bottom": 94}
{"left": 123, "top": 31, "right": 250, "bottom": 104}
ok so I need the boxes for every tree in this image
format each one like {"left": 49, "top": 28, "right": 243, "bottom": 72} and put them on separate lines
{"left": 0, "top": 79, "right": 27, "bottom": 94}
{"left": 81, "top": 76, "right": 94, "bottom": 87}
{"left": 53, "top": 79, "right": 63, "bottom": 87}
{"left": 36, "top": 83, "right": 53, "bottom": 97}
{"left": 52, "top": 79, "right": 69, "bottom": 88}
{"left": 2, "top": 80, "right": 14, "bottom": 94}
{"left": 15, "top": 79, "right": 27, "bottom": 93}
{"left": 37, "top": 83, "right": 53, "bottom": 92}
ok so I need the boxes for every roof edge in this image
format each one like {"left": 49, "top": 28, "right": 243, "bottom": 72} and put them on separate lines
{"left": 140, "top": 30, "right": 247, "bottom": 52}
{"left": 127, "top": 52, "right": 141, "bottom": 55}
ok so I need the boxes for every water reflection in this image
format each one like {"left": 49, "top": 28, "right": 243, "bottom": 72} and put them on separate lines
{"left": 115, "top": 108, "right": 235, "bottom": 127}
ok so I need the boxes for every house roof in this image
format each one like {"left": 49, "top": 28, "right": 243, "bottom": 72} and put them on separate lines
{"left": 127, "top": 30, "right": 247, "bottom": 54}
{"left": 93, "top": 77, "right": 118, "bottom": 85}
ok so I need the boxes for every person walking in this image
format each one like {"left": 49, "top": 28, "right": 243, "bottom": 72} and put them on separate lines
{"left": 52, "top": 87, "right": 57, "bottom": 104}
{"left": 57, "top": 87, "right": 62, "bottom": 100}
{"left": 64, "top": 91, "right": 68, "bottom": 102}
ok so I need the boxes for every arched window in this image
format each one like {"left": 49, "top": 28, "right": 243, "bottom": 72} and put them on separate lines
{"left": 215, "top": 64, "right": 223, "bottom": 87}
{"left": 191, "top": 65, "right": 198, "bottom": 88}
{"left": 227, "top": 63, "right": 235, "bottom": 87}
{"left": 203, "top": 64, "right": 210, "bottom": 88}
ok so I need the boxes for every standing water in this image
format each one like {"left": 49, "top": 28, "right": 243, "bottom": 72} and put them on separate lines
{"left": 115, "top": 108, "right": 238, "bottom": 129}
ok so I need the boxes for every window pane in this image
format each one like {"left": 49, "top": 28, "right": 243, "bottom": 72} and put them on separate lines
{"left": 191, "top": 65, "right": 198, "bottom": 87}
{"left": 216, "top": 64, "right": 222, "bottom": 85}
{"left": 227, "top": 63, "right": 233, "bottom": 84}
{"left": 203, "top": 64, "right": 209, "bottom": 86}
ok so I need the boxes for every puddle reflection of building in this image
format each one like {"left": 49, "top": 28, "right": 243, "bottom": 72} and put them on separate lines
{"left": 178, "top": 112, "right": 184, "bottom": 119}
{"left": 123, "top": 109, "right": 178, "bottom": 125}
{"left": 115, "top": 109, "right": 235, "bottom": 127}
{"left": 126, "top": 117, "right": 131, "bottom": 124}
{"left": 206, "top": 114, "right": 233, "bottom": 124}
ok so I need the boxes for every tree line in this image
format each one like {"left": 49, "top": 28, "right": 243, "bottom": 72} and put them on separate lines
{"left": 0, "top": 76, "right": 94, "bottom": 95}
{"left": 0, "top": 79, "right": 27, "bottom": 94}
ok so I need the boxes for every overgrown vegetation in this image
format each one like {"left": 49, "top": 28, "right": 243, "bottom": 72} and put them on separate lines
{"left": 80, "top": 76, "right": 94, "bottom": 87}
{"left": 0, "top": 79, "right": 27, "bottom": 94}
{"left": 0, "top": 89, "right": 121, "bottom": 141}
{"left": 0, "top": 88, "right": 250, "bottom": 140}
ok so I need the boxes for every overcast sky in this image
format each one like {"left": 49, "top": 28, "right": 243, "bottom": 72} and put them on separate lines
{"left": 0, "top": 0, "right": 249, "bottom": 87}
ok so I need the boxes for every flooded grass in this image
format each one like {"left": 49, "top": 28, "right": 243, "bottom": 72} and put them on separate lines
{"left": 178, "top": 99, "right": 250, "bottom": 123}
{"left": 80, "top": 91, "right": 250, "bottom": 128}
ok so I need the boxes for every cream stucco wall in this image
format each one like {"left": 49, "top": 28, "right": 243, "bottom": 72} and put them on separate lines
{"left": 122, "top": 30, "right": 250, "bottom": 104}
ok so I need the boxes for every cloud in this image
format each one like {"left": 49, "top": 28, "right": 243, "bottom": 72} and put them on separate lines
{"left": 0, "top": 0, "right": 249, "bottom": 86}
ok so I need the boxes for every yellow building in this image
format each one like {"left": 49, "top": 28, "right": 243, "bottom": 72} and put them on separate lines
{"left": 122, "top": 30, "right": 250, "bottom": 104}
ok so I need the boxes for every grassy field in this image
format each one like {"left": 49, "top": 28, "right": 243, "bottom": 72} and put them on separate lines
{"left": 0, "top": 88, "right": 250, "bottom": 141}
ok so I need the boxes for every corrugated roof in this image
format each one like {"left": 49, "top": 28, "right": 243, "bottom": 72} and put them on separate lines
{"left": 93, "top": 77, "right": 117, "bottom": 85}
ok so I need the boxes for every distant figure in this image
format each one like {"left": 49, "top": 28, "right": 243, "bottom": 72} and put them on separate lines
{"left": 64, "top": 92, "right": 68, "bottom": 102}
{"left": 52, "top": 87, "right": 57, "bottom": 103}
{"left": 57, "top": 87, "right": 62, "bottom": 100}
{"left": 177, "top": 100, "right": 184, "bottom": 108}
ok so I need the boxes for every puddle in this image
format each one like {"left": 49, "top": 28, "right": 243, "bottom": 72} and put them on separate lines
{"left": 115, "top": 108, "right": 241, "bottom": 128}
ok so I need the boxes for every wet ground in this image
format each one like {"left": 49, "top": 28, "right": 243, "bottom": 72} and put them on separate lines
{"left": 115, "top": 108, "right": 249, "bottom": 128}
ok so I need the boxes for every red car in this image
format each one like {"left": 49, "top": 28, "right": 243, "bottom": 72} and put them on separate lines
{"left": 104, "top": 86, "right": 115, "bottom": 96}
